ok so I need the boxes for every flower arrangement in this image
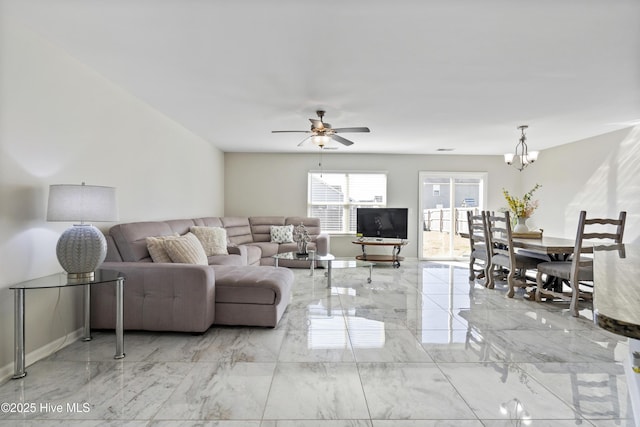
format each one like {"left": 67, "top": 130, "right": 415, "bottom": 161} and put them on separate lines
{"left": 503, "top": 184, "right": 541, "bottom": 218}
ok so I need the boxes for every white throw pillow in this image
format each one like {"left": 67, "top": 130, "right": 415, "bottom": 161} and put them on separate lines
{"left": 146, "top": 233, "right": 179, "bottom": 263}
{"left": 190, "top": 226, "right": 229, "bottom": 256}
{"left": 163, "top": 232, "right": 208, "bottom": 265}
{"left": 270, "top": 225, "right": 294, "bottom": 243}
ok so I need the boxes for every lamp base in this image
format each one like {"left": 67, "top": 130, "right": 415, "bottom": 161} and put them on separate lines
{"left": 67, "top": 271, "right": 96, "bottom": 284}
{"left": 56, "top": 224, "right": 107, "bottom": 281}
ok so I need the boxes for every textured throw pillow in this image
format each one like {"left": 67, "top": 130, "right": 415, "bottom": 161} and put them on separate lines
{"left": 270, "top": 224, "right": 294, "bottom": 243}
{"left": 146, "top": 233, "right": 179, "bottom": 263}
{"left": 163, "top": 232, "right": 208, "bottom": 265}
{"left": 190, "top": 226, "right": 229, "bottom": 256}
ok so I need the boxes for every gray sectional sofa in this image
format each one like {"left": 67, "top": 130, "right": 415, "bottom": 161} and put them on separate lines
{"left": 91, "top": 216, "right": 329, "bottom": 332}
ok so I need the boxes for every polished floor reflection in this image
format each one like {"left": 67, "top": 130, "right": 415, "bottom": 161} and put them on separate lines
{"left": 0, "top": 261, "right": 634, "bottom": 426}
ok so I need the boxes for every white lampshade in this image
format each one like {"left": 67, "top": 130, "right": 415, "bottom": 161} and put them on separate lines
{"left": 47, "top": 184, "right": 117, "bottom": 223}
{"left": 503, "top": 153, "right": 514, "bottom": 164}
{"left": 47, "top": 183, "right": 118, "bottom": 283}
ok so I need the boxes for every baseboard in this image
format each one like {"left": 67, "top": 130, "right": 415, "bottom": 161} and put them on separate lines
{"left": 0, "top": 327, "right": 84, "bottom": 383}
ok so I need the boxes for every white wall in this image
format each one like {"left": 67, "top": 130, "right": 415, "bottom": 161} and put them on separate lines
{"left": 226, "top": 127, "right": 640, "bottom": 257}
{"left": 225, "top": 152, "right": 520, "bottom": 258}
{"left": 0, "top": 19, "right": 224, "bottom": 378}
{"left": 523, "top": 126, "right": 639, "bottom": 243}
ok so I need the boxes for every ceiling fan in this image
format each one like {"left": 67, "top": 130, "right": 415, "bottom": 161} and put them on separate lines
{"left": 272, "top": 110, "right": 370, "bottom": 148}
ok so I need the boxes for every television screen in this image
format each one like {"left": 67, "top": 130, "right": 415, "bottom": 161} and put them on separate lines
{"left": 356, "top": 208, "right": 408, "bottom": 239}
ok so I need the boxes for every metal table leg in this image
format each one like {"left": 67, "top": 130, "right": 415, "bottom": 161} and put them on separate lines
{"left": 82, "top": 284, "right": 92, "bottom": 341}
{"left": 13, "top": 289, "right": 26, "bottom": 379}
{"left": 309, "top": 250, "right": 315, "bottom": 277}
{"left": 115, "top": 277, "right": 125, "bottom": 359}
{"left": 326, "top": 259, "right": 332, "bottom": 289}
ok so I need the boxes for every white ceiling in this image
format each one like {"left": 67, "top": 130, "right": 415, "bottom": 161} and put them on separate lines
{"left": 3, "top": 0, "right": 640, "bottom": 155}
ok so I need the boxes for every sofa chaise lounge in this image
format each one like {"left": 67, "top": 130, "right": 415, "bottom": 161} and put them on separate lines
{"left": 91, "top": 216, "right": 329, "bottom": 332}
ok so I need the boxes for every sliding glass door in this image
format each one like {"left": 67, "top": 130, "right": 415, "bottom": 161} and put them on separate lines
{"left": 419, "top": 172, "right": 487, "bottom": 260}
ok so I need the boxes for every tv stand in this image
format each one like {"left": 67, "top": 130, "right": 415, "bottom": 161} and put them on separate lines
{"left": 353, "top": 239, "right": 408, "bottom": 268}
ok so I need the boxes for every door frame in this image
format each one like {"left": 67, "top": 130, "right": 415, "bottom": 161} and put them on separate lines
{"left": 418, "top": 171, "right": 488, "bottom": 260}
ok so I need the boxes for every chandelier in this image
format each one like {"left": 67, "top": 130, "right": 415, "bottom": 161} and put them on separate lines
{"left": 504, "top": 125, "right": 538, "bottom": 171}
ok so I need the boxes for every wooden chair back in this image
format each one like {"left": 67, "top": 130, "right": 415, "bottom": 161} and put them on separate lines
{"left": 570, "top": 210, "right": 627, "bottom": 282}
{"left": 466, "top": 210, "right": 491, "bottom": 281}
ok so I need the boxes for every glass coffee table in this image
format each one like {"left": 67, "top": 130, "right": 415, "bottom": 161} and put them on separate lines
{"left": 273, "top": 251, "right": 373, "bottom": 288}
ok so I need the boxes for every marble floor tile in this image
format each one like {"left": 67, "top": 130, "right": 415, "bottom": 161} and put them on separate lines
{"left": 198, "top": 327, "right": 286, "bottom": 363}
{"left": 350, "top": 329, "right": 434, "bottom": 362}
{"left": 153, "top": 362, "right": 275, "bottom": 420}
{"left": 278, "top": 328, "right": 355, "bottom": 362}
{"left": 358, "top": 362, "right": 477, "bottom": 420}
{"left": 0, "top": 260, "right": 634, "bottom": 425}
{"left": 519, "top": 362, "right": 632, "bottom": 420}
{"left": 438, "top": 362, "right": 583, "bottom": 421}
{"left": 372, "top": 421, "right": 483, "bottom": 427}
{"left": 263, "top": 362, "right": 369, "bottom": 420}
{"left": 261, "top": 421, "right": 373, "bottom": 427}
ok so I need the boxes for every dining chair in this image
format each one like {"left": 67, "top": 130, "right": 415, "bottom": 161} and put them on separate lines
{"left": 466, "top": 210, "right": 491, "bottom": 283}
{"left": 486, "top": 211, "right": 540, "bottom": 296}
{"left": 535, "top": 210, "right": 626, "bottom": 317}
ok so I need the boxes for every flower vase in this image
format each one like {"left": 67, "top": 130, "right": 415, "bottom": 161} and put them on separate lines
{"left": 513, "top": 217, "right": 529, "bottom": 233}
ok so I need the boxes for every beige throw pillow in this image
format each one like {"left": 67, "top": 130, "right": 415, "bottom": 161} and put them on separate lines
{"left": 163, "top": 232, "right": 208, "bottom": 265}
{"left": 146, "top": 233, "right": 179, "bottom": 263}
{"left": 190, "top": 226, "right": 229, "bottom": 256}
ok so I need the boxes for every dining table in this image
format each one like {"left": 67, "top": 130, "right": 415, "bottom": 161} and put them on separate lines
{"left": 511, "top": 235, "right": 583, "bottom": 258}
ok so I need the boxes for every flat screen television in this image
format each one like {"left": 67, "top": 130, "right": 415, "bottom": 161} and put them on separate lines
{"left": 356, "top": 208, "right": 408, "bottom": 239}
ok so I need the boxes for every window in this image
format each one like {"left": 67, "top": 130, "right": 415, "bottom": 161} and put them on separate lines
{"left": 308, "top": 172, "right": 387, "bottom": 233}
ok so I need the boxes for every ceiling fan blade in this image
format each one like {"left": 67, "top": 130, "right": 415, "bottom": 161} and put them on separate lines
{"left": 272, "top": 130, "right": 311, "bottom": 133}
{"left": 297, "top": 136, "right": 311, "bottom": 146}
{"left": 333, "top": 127, "right": 370, "bottom": 133}
{"left": 331, "top": 134, "right": 355, "bottom": 146}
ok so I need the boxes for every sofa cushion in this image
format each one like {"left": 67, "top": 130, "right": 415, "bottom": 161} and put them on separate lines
{"left": 270, "top": 225, "right": 294, "bottom": 243}
{"left": 221, "top": 217, "right": 254, "bottom": 245}
{"left": 165, "top": 219, "right": 197, "bottom": 236}
{"left": 146, "top": 233, "right": 179, "bottom": 263}
{"left": 249, "top": 216, "right": 286, "bottom": 242}
{"left": 193, "top": 217, "right": 224, "bottom": 228}
{"left": 110, "top": 221, "right": 175, "bottom": 262}
{"left": 249, "top": 242, "right": 280, "bottom": 258}
{"left": 212, "top": 265, "right": 294, "bottom": 305}
{"left": 164, "top": 233, "right": 208, "bottom": 265}
{"left": 190, "top": 226, "right": 229, "bottom": 256}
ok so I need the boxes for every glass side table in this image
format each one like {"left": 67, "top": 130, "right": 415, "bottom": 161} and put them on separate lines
{"left": 9, "top": 269, "right": 125, "bottom": 379}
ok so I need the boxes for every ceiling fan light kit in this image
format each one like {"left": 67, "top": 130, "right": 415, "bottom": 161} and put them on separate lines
{"left": 504, "top": 125, "right": 539, "bottom": 172}
{"left": 272, "top": 110, "right": 370, "bottom": 149}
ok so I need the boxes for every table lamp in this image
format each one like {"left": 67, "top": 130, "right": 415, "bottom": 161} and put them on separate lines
{"left": 47, "top": 182, "right": 118, "bottom": 283}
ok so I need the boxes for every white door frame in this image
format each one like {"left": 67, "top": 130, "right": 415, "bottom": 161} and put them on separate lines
{"left": 418, "top": 171, "right": 488, "bottom": 260}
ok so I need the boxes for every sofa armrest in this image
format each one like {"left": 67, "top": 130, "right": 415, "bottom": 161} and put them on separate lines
{"left": 227, "top": 245, "right": 248, "bottom": 264}
{"left": 315, "top": 233, "right": 330, "bottom": 256}
{"left": 93, "top": 262, "right": 216, "bottom": 332}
